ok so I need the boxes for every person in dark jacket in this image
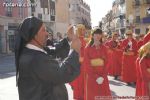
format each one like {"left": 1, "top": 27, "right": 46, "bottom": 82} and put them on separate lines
{"left": 46, "top": 33, "right": 55, "bottom": 47}
{"left": 15, "top": 16, "right": 81, "bottom": 100}
{"left": 44, "top": 37, "right": 70, "bottom": 60}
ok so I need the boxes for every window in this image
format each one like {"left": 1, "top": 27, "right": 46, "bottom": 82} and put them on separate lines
{"left": 77, "top": 6, "right": 80, "bottom": 11}
{"left": 146, "top": 0, "right": 150, "bottom": 4}
{"left": 135, "top": 0, "right": 140, "bottom": 6}
{"left": 6, "top": 7, "right": 12, "bottom": 17}
{"left": 146, "top": 28, "right": 149, "bottom": 34}
{"left": 8, "top": 35, "right": 15, "bottom": 52}
{"left": 38, "top": 13, "right": 42, "bottom": 19}
{"left": 135, "top": 29, "right": 140, "bottom": 34}
{"left": 51, "top": 15, "right": 55, "bottom": 21}
{"left": 5, "top": 0, "right": 13, "bottom": 16}
{"left": 50, "top": 0, "right": 55, "bottom": 15}
{"left": 40, "top": 0, "right": 48, "bottom": 8}
{"left": 19, "top": 7, "right": 23, "bottom": 18}
{"left": 135, "top": 16, "right": 140, "bottom": 23}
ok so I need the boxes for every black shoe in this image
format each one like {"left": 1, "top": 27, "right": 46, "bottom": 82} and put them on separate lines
{"left": 127, "top": 82, "right": 132, "bottom": 86}
{"left": 114, "top": 76, "right": 118, "bottom": 80}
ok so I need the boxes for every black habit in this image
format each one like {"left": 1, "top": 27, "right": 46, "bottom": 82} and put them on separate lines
{"left": 15, "top": 16, "right": 80, "bottom": 100}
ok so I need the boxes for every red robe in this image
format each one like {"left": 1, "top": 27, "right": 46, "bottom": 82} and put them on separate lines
{"left": 136, "top": 57, "right": 142, "bottom": 96}
{"left": 121, "top": 38, "right": 137, "bottom": 82}
{"left": 105, "top": 40, "right": 122, "bottom": 76}
{"left": 137, "top": 40, "right": 143, "bottom": 50}
{"left": 84, "top": 44, "right": 111, "bottom": 100}
{"left": 143, "top": 32, "right": 150, "bottom": 44}
{"left": 140, "top": 57, "right": 150, "bottom": 96}
{"left": 70, "top": 37, "right": 86, "bottom": 100}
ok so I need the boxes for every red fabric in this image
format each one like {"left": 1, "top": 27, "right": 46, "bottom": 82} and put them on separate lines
{"left": 83, "top": 44, "right": 111, "bottom": 100}
{"left": 139, "top": 58, "right": 150, "bottom": 96}
{"left": 143, "top": 32, "right": 150, "bottom": 44}
{"left": 137, "top": 40, "right": 144, "bottom": 50}
{"left": 70, "top": 37, "right": 86, "bottom": 100}
{"left": 105, "top": 40, "right": 122, "bottom": 76}
{"left": 121, "top": 38, "right": 137, "bottom": 82}
{"left": 136, "top": 58, "right": 142, "bottom": 96}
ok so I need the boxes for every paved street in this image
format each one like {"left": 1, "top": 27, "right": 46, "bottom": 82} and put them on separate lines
{"left": 0, "top": 53, "right": 15, "bottom": 76}
{"left": 0, "top": 54, "right": 136, "bottom": 100}
{"left": 0, "top": 75, "right": 136, "bottom": 100}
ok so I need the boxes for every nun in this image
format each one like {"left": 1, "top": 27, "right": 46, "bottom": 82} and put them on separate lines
{"left": 15, "top": 16, "right": 81, "bottom": 100}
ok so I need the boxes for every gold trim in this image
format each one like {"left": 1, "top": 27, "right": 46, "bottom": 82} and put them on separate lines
{"left": 90, "top": 58, "right": 104, "bottom": 67}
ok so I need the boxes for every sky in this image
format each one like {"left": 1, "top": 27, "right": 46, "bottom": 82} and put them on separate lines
{"left": 83, "top": 0, "right": 115, "bottom": 27}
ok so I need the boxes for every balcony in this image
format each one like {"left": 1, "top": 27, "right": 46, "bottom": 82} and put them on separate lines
{"left": 142, "top": 16, "right": 150, "bottom": 23}
{"left": 144, "top": 0, "right": 150, "bottom": 4}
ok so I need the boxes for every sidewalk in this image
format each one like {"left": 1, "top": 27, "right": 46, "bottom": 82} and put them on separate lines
{"left": 0, "top": 53, "right": 14, "bottom": 58}
{"left": 0, "top": 53, "right": 15, "bottom": 75}
{"left": 0, "top": 73, "right": 18, "bottom": 100}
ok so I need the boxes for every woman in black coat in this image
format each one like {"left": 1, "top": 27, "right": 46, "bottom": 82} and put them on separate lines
{"left": 15, "top": 16, "right": 81, "bottom": 100}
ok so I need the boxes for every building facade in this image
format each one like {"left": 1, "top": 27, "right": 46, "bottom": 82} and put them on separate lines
{"left": 0, "top": 0, "right": 28, "bottom": 53}
{"left": 30, "top": 0, "right": 56, "bottom": 34}
{"left": 69, "top": 0, "right": 91, "bottom": 29}
{"left": 55, "top": 0, "right": 69, "bottom": 36}
{"left": 130, "top": 0, "right": 150, "bottom": 34}
{"left": 102, "top": 0, "right": 150, "bottom": 36}
{"left": 32, "top": 0, "right": 71, "bottom": 37}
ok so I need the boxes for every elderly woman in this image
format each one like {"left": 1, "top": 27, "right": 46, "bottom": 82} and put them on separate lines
{"left": 15, "top": 16, "right": 81, "bottom": 100}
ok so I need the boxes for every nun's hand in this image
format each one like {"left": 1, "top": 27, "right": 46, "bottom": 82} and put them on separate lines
{"left": 71, "top": 35, "right": 81, "bottom": 54}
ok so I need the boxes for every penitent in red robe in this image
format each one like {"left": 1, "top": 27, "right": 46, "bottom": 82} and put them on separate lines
{"left": 135, "top": 57, "right": 142, "bottom": 96}
{"left": 139, "top": 57, "right": 150, "bottom": 97}
{"left": 121, "top": 38, "right": 138, "bottom": 82}
{"left": 137, "top": 40, "right": 144, "bottom": 50}
{"left": 143, "top": 32, "right": 150, "bottom": 45}
{"left": 84, "top": 44, "right": 111, "bottom": 100}
{"left": 70, "top": 37, "right": 86, "bottom": 100}
{"left": 105, "top": 40, "right": 122, "bottom": 76}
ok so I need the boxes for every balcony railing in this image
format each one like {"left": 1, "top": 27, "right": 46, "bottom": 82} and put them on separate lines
{"left": 133, "top": 1, "right": 140, "bottom": 7}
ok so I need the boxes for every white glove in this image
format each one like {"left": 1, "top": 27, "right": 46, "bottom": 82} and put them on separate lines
{"left": 47, "top": 46, "right": 55, "bottom": 49}
{"left": 96, "top": 77, "right": 104, "bottom": 85}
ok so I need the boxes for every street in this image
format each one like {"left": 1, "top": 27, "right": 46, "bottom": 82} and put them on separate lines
{"left": 0, "top": 54, "right": 136, "bottom": 100}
